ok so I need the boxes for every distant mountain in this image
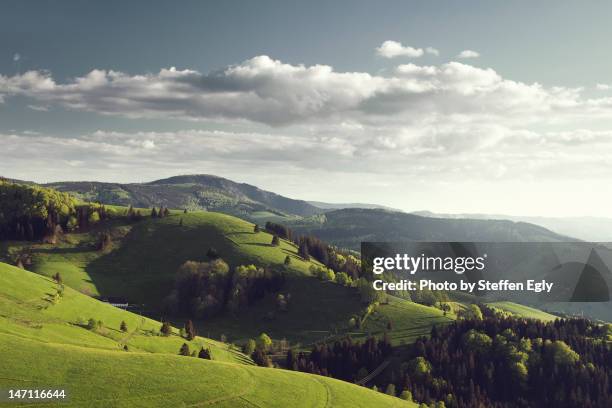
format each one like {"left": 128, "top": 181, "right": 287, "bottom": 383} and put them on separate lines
{"left": 290, "top": 208, "right": 573, "bottom": 250}
{"left": 413, "top": 211, "right": 612, "bottom": 242}
{"left": 45, "top": 174, "right": 322, "bottom": 220}
{"left": 308, "top": 201, "right": 403, "bottom": 212}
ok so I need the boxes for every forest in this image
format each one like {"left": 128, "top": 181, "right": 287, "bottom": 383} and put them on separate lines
{"left": 386, "top": 309, "right": 611, "bottom": 408}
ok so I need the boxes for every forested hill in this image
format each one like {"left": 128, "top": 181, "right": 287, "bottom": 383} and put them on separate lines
{"left": 45, "top": 174, "right": 321, "bottom": 219}
{"left": 290, "top": 208, "right": 573, "bottom": 249}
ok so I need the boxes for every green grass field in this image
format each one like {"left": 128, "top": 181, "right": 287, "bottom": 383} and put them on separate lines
{"left": 360, "top": 296, "right": 455, "bottom": 345}
{"left": 0, "top": 262, "right": 414, "bottom": 407}
{"left": 486, "top": 301, "right": 558, "bottom": 322}
{"left": 0, "top": 211, "right": 366, "bottom": 345}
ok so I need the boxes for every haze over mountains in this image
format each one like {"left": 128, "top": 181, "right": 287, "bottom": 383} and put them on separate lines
{"left": 6, "top": 173, "right": 606, "bottom": 242}
{"left": 414, "top": 211, "right": 612, "bottom": 242}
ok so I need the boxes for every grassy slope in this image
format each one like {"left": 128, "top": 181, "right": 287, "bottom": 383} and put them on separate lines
{"left": 361, "top": 296, "right": 455, "bottom": 345}
{"left": 0, "top": 263, "right": 413, "bottom": 408}
{"left": 1, "top": 211, "right": 364, "bottom": 345}
{"left": 0, "top": 262, "right": 248, "bottom": 363}
{"left": 486, "top": 301, "right": 558, "bottom": 322}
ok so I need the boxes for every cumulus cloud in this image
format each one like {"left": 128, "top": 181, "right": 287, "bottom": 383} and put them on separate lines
{"left": 596, "top": 83, "right": 611, "bottom": 90}
{"left": 0, "top": 55, "right": 601, "bottom": 129}
{"left": 376, "top": 41, "right": 424, "bottom": 58}
{"left": 2, "top": 55, "right": 612, "bottom": 215}
{"left": 457, "top": 50, "right": 480, "bottom": 59}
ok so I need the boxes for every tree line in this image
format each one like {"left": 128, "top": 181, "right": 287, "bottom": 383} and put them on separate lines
{"left": 285, "top": 334, "right": 393, "bottom": 382}
{"left": 381, "top": 310, "right": 611, "bottom": 408}
{"left": 264, "top": 221, "right": 361, "bottom": 279}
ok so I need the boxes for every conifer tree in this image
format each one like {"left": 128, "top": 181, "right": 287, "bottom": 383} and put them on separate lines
{"left": 120, "top": 321, "right": 128, "bottom": 332}
{"left": 179, "top": 343, "right": 190, "bottom": 356}
{"left": 185, "top": 319, "right": 196, "bottom": 341}
{"left": 160, "top": 321, "right": 172, "bottom": 336}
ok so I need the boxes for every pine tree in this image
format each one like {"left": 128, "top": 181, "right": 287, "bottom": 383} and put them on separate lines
{"left": 151, "top": 207, "right": 158, "bottom": 218}
{"left": 120, "top": 321, "right": 128, "bottom": 332}
{"left": 198, "top": 347, "right": 212, "bottom": 360}
{"left": 179, "top": 343, "right": 190, "bottom": 356}
{"left": 160, "top": 321, "right": 172, "bottom": 336}
{"left": 284, "top": 255, "right": 291, "bottom": 266}
{"left": 298, "top": 242, "right": 310, "bottom": 260}
{"left": 254, "top": 224, "right": 260, "bottom": 233}
{"left": 271, "top": 235, "right": 280, "bottom": 246}
{"left": 185, "top": 319, "right": 196, "bottom": 341}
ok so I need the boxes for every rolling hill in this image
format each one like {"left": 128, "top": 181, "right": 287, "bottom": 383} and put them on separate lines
{"left": 0, "top": 262, "right": 413, "bottom": 407}
{"left": 45, "top": 175, "right": 322, "bottom": 222}
{"left": 0, "top": 209, "right": 366, "bottom": 345}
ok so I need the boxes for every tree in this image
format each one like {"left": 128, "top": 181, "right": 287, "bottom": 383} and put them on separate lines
{"left": 120, "top": 321, "right": 128, "bottom": 332}
{"left": 256, "top": 333, "right": 272, "bottom": 352}
{"left": 185, "top": 319, "right": 196, "bottom": 341}
{"left": 151, "top": 207, "right": 158, "bottom": 218}
{"left": 547, "top": 340, "right": 579, "bottom": 365}
{"left": 179, "top": 343, "right": 190, "bottom": 356}
{"left": 198, "top": 347, "right": 212, "bottom": 360}
{"left": 284, "top": 255, "right": 291, "bottom": 266}
{"left": 52, "top": 272, "right": 62, "bottom": 284}
{"left": 183, "top": 208, "right": 188, "bottom": 214}
{"left": 271, "top": 235, "right": 280, "bottom": 246}
{"left": 298, "top": 242, "right": 310, "bottom": 260}
{"left": 160, "top": 321, "right": 172, "bottom": 336}
{"left": 243, "top": 339, "right": 257, "bottom": 355}
{"left": 88, "top": 211, "right": 100, "bottom": 224}
{"left": 254, "top": 224, "right": 260, "bottom": 233}
{"left": 87, "top": 318, "right": 97, "bottom": 330}
{"left": 400, "top": 390, "right": 413, "bottom": 402}
{"left": 335, "top": 272, "right": 351, "bottom": 286}
{"left": 385, "top": 383, "right": 396, "bottom": 396}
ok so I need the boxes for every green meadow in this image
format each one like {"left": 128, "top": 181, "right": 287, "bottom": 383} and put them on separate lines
{"left": 0, "top": 262, "right": 414, "bottom": 407}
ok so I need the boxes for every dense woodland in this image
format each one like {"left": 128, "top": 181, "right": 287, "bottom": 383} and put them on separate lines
{"left": 164, "top": 259, "right": 286, "bottom": 318}
{"left": 286, "top": 335, "right": 393, "bottom": 382}
{"left": 385, "top": 311, "right": 612, "bottom": 408}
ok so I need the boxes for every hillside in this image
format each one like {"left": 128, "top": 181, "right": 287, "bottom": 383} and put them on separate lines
{"left": 0, "top": 263, "right": 413, "bottom": 407}
{"left": 45, "top": 174, "right": 322, "bottom": 222}
{"left": 486, "top": 301, "right": 558, "bottom": 321}
{"left": 1, "top": 209, "right": 365, "bottom": 345}
{"left": 290, "top": 208, "right": 572, "bottom": 250}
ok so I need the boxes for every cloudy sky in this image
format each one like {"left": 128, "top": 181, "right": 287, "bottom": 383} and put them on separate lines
{"left": 2, "top": 0, "right": 612, "bottom": 217}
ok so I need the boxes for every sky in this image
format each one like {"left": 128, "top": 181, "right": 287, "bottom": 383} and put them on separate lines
{"left": 2, "top": 0, "right": 612, "bottom": 217}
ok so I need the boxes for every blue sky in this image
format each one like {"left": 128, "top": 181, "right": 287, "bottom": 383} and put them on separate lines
{"left": 2, "top": 1, "right": 612, "bottom": 216}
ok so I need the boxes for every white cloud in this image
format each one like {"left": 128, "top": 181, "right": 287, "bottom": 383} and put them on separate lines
{"left": 376, "top": 41, "right": 424, "bottom": 58}
{"left": 27, "top": 104, "right": 49, "bottom": 111}
{"left": 13, "top": 53, "right": 20, "bottom": 62}
{"left": 457, "top": 50, "right": 480, "bottom": 59}
{"left": 425, "top": 47, "right": 440, "bottom": 56}
{"left": 596, "top": 83, "right": 611, "bottom": 90}
{"left": 0, "top": 56, "right": 598, "bottom": 129}
{"left": 2, "top": 56, "right": 612, "bottom": 215}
